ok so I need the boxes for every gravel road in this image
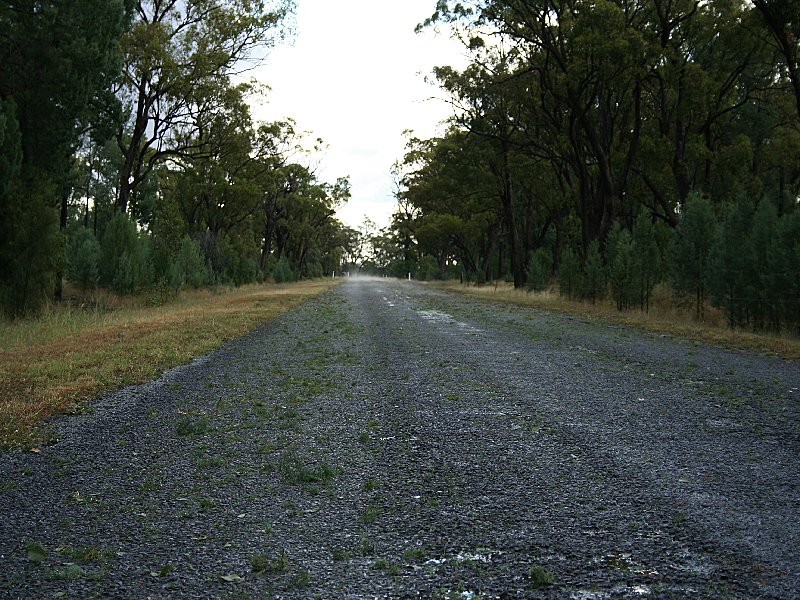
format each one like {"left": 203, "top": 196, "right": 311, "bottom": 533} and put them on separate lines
{"left": 1, "top": 278, "right": 798, "bottom": 599}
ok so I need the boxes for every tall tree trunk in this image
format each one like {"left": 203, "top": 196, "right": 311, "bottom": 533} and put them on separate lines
{"left": 499, "top": 151, "right": 524, "bottom": 289}
{"left": 116, "top": 74, "right": 150, "bottom": 213}
{"left": 55, "top": 188, "right": 69, "bottom": 302}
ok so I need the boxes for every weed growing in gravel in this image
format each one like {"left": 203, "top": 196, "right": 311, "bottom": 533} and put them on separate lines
{"left": 529, "top": 564, "right": 555, "bottom": 586}
{"left": 357, "top": 535, "right": 376, "bottom": 556}
{"left": 139, "top": 477, "right": 160, "bottom": 492}
{"left": 363, "top": 477, "right": 379, "bottom": 492}
{"left": 402, "top": 546, "right": 426, "bottom": 561}
{"left": 175, "top": 415, "right": 214, "bottom": 437}
{"left": 198, "top": 497, "right": 215, "bottom": 511}
{"left": 372, "top": 559, "right": 402, "bottom": 576}
{"left": 332, "top": 548, "right": 351, "bottom": 561}
{"left": 673, "top": 511, "right": 689, "bottom": 523}
{"left": 358, "top": 431, "right": 370, "bottom": 444}
{"left": 278, "top": 452, "right": 336, "bottom": 486}
{"left": 251, "top": 551, "right": 289, "bottom": 574}
{"left": 48, "top": 564, "right": 86, "bottom": 580}
{"left": 289, "top": 569, "right": 311, "bottom": 588}
{"left": 359, "top": 504, "right": 381, "bottom": 524}
{"left": 59, "top": 545, "right": 107, "bottom": 562}
{"left": 284, "top": 499, "right": 299, "bottom": 517}
{"left": 24, "top": 541, "right": 47, "bottom": 562}
{"left": 196, "top": 455, "right": 227, "bottom": 469}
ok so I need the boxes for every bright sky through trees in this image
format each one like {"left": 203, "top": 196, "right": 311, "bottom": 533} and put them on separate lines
{"left": 250, "top": 0, "right": 466, "bottom": 229}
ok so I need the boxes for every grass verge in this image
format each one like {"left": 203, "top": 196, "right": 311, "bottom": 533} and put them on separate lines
{"left": 432, "top": 281, "right": 800, "bottom": 360}
{"left": 0, "top": 279, "right": 340, "bottom": 449}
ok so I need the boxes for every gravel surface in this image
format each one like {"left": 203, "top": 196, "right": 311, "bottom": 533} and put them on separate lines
{"left": 1, "top": 278, "right": 798, "bottom": 598}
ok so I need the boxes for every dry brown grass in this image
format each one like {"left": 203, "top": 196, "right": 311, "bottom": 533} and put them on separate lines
{"left": 433, "top": 281, "right": 800, "bottom": 360}
{"left": 0, "top": 280, "right": 339, "bottom": 448}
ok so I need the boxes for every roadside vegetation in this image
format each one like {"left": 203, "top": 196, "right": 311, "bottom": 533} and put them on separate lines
{"left": 0, "top": 279, "right": 338, "bottom": 449}
{"left": 0, "top": 1, "right": 364, "bottom": 318}
{"left": 356, "top": 0, "right": 800, "bottom": 341}
{"left": 435, "top": 281, "right": 800, "bottom": 360}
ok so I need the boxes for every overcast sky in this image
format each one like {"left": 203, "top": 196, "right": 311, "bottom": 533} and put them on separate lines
{"left": 250, "top": 0, "right": 466, "bottom": 230}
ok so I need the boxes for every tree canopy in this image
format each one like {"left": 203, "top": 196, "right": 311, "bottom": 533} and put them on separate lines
{"left": 377, "top": 0, "right": 800, "bottom": 333}
{"left": 0, "top": 0, "right": 358, "bottom": 315}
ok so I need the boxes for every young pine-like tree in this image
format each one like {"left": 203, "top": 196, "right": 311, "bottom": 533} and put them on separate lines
{"left": 670, "top": 195, "right": 719, "bottom": 320}
{"left": 558, "top": 247, "right": 583, "bottom": 300}
{"left": 606, "top": 223, "right": 635, "bottom": 311}
{"left": 750, "top": 200, "right": 782, "bottom": 331}
{"left": 777, "top": 210, "right": 800, "bottom": 334}
{"left": 710, "top": 195, "right": 753, "bottom": 328}
{"left": 582, "top": 240, "right": 605, "bottom": 304}
{"left": 525, "top": 248, "right": 553, "bottom": 292}
{"left": 67, "top": 228, "right": 101, "bottom": 291}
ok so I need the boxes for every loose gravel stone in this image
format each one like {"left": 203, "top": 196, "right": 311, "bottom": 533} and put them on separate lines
{"left": 1, "top": 279, "right": 798, "bottom": 598}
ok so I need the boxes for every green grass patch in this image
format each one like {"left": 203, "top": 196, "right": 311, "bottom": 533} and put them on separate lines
{"left": 277, "top": 452, "right": 336, "bottom": 486}
{"left": 402, "top": 546, "right": 426, "bottom": 561}
{"left": 175, "top": 415, "right": 214, "bottom": 438}
{"left": 0, "top": 280, "right": 340, "bottom": 449}
{"left": 358, "top": 503, "right": 381, "bottom": 525}
{"left": 251, "top": 551, "right": 289, "bottom": 574}
{"left": 529, "top": 564, "right": 555, "bottom": 586}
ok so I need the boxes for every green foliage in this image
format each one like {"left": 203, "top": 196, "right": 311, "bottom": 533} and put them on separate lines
{"left": 709, "top": 196, "right": 800, "bottom": 332}
{"left": 778, "top": 210, "right": 800, "bottom": 334}
{"left": 529, "top": 564, "right": 555, "bottom": 587}
{"left": 172, "top": 236, "right": 210, "bottom": 290}
{"left": 24, "top": 541, "right": 48, "bottom": 563}
{"left": 606, "top": 223, "right": 636, "bottom": 311}
{"left": 395, "top": 0, "right": 800, "bottom": 333}
{"left": 558, "top": 247, "right": 583, "bottom": 300}
{"left": 251, "top": 551, "right": 289, "bottom": 574}
{"left": 416, "top": 255, "right": 440, "bottom": 281}
{"left": 0, "top": 0, "right": 129, "bottom": 315}
{"left": 582, "top": 240, "right": 606, "bottom": 303}
{"left": 670, "top": 196, "right": 719, "bottom": 319}
{"left": 99, "top": 213, "right": 153, "bottom": 294}
{"left": 710, "top": 196, "right": 755, "bottom": 327}
{"left": 277, "top": 452, "right": 336, "bottom": 485}
{"left": 631, "top": 214, "right": 664, "bottom": 312}
{"left": 0, "top": 180, "right": 62, "bottom": 315}
{"left": 67, "top": 228, "right": 101, "bottom": 291}
{"left": 272, "top": 257, "right": 296, "bottom": 283}
{"left": 749, "top": 200, "right": 782, "bottom": 330}
{"left": 525, "top": 248, "right": 552, "bottom": 292}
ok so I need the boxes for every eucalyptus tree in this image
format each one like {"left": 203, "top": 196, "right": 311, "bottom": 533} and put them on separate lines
{"left": 431, "top": 47, "right": 532, "bottom": 286}
{"left": 754, "top": 0, "right": 800, "bottom": 120}
{"left": 428, "top": 0, "right": 652, "bottom": 247}
{"left": 398, "top": 130, "right": 502, "bottom": 281}
{"left": 113, "top": 0, "right": 292, "bottom": 214}
{"left": 272, "top": 172, "right": 350, "bottom": 277}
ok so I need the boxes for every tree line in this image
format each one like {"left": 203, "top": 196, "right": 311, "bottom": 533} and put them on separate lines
{"left": 0, "top": 0, "right": 358, "bottom": 316}
{"left": 372, "top": 0, "right": 799, "bottom": 334}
